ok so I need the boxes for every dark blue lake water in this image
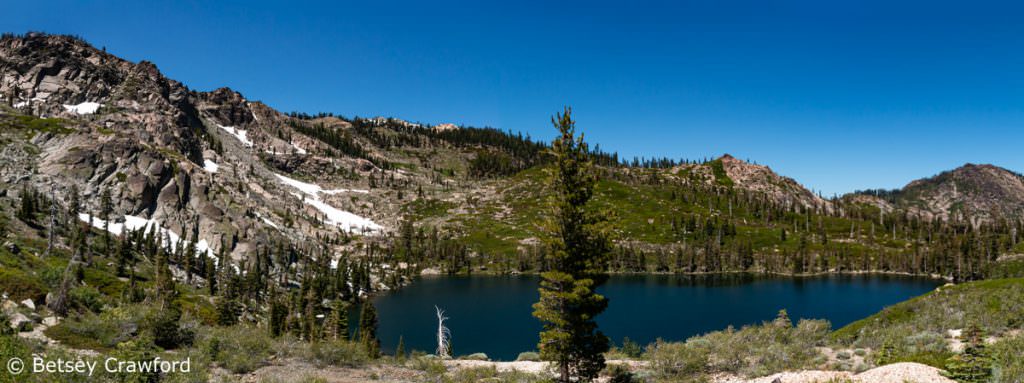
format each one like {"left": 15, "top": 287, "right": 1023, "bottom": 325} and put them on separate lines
{"left": 369, "top": 274, "right": 940, "bottom": 360}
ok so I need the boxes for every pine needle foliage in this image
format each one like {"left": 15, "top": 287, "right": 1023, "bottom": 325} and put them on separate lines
{"left": 532, "top": 107, "right": 613, "bottom": 382}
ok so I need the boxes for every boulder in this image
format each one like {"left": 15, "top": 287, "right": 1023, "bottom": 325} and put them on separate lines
{"left": 9, "top": 313, "right": 32, "bottom": 332}
{"left": 3, "top": 241, "right": 19, "bottom": 255}
{"left": 1, "top": 300, "right": 17, "bottom": 314}
{"left": 20, "top": 299, "right": 35, "bottom": 311}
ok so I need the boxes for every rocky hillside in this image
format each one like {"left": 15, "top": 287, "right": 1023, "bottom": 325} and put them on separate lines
{"left": 850, "top": 164, "right": 1024, "bottom": 225}
{"left": 0, "top": 33, "right": 501, "bottom": 267}
{"left": 3, "top": 32, "right": 1023, "bottom": 278}
{"left": 0, "top": 33, "right": 836, "bottom": 263}
{"left": 673, "top": 154, "right": 829, "bottom": 211}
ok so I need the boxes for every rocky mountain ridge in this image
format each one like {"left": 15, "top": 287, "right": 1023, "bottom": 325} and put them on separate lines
{"left": 850, "top": 163, "right": 1024, "bottom": 225}
{"left": 2, "top": 32, "right": 1022, "bottom": 270}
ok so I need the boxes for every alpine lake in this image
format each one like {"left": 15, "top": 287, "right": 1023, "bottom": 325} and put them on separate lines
{"left": 364, "top": 273, "right": 942, "bottom": 361}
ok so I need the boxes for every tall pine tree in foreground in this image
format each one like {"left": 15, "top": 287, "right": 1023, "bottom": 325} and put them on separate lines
{"left": 533, "top": 107, "right": 612, "bottom": 382}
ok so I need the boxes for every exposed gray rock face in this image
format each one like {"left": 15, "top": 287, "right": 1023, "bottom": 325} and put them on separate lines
{"left": 1, "top": 33, "right": 402, "bottom": 267}
{"left": 670, "top": 154, "right": 830, "bottom": 212}
{"left": 896, "top": 164, "right": 1024, "bottom": 224}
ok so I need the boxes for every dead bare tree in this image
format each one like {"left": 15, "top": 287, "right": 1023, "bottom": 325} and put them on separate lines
{"left": 435, "top": 305, "right": 451, "bottom": 358}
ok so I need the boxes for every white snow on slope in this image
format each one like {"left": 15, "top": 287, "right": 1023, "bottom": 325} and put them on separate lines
{"left": 292, "top": 192, "right": 382, "bottom": 233}
{"left": 274, "top": 173, "right": 370, "bottom": 195}
{"left": 255, "top": 212, "right": 280, "bottom": 229}
{"left": 63, "top": 102, "right": 101, "bottom": 115}
{"left": 203, "top": 159, "right": 219, "bottom": 173}
{"left": 247, "top": 102, "right": 260, "bottom": 122}
{"left": 217, "top": 124, "right": 253, "bottom": 147}
{"left": 321, "top": 188, "right": 369, "bottom": 195}
{"left": 78, "top": 213, "right": 216, "bottom": 262}
{"left": 291, "top": 142, "right": 307, "bottom": 155}
{"left": 274, "top": 173, "right": 322, "bottom": 195}
{"left": 273, "top": 173, "right": 381, "bottom": 233}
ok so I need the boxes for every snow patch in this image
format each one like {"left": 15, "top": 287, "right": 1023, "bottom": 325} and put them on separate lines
{"left": 62, "top": 102, "right": 101, "bottom": 115}
{"left": 274, "top": 173, "right": 322, "bottom": 195}
{"left": 255, "top": 212, "right": 280, "bottom": 230}
{"left": 78, "top": 213, "right": 216, "bottom": 262}
{"left": 274, "top": 173, "right": 369, "bottom": 195}
{"left": 203, "top": 159, "right": 219, "bottom": 173}
{"left": 247, "top": 102, "right": 260, "bottom": 122}
{"left": 217, "top": 124, "right": 253, "bottom": 147}
{"left": 273, "top": 173, "right": 382, "bottom": 233}
{"left": 322, "top": 188, "right": 369, "bottom": 195}
{"left": 296, "top": 193, "right": 382, "bottom": 233}
{"left": 291, "top": 142, "right": 307, "bottom": 155}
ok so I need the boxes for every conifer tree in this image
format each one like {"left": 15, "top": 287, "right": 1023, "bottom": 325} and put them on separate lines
{"left": 216, "top": 297, "right": 240, "bottom": 326}
{"left": 944, "top": 325, "right": 992, "bottom": 383}
{"left": 330, "top": 300, "right": 349, "bottom": 340}
{"left": 532, "top": 108, "right": 612, "bottom": 382}
{"left": 99, "top": 187, "right": 113, "bottom": 252}
{"left": 115, "top": 232, "right": 132, "bottom": 276}
{"left": 269, "top": 294, "right": 289, "bottom": 337}
{"left": 358, "top": 300, "right": 380, "bottom": 358}
{"left": 16, "top": 185, "right": 37, "bottom": 223}
{"left": 46, "top": 188, "right": 57, "bottom": 257}
{"left": 395, "top": 335, "right": 406, "bottom": 360}
{"left": 153, "top": 242, "right": 178, "bottom": 308}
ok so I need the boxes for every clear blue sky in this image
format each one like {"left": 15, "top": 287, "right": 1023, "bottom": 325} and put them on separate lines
{"left": 5, "top": 0, "right": 1023, "bottom": 196}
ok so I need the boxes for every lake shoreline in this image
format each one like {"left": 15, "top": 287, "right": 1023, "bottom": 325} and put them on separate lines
{"left": 373, "top": 272, "right": 943, "bottom": 361}
{"left": 420, "top": 267, "right": 955, "bottom": 282}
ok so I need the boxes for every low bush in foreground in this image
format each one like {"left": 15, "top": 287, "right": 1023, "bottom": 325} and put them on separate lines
{"left": 516, "top": 351, "right": 540, "bottom": 361}
{"left": 647, "top": 310, "right": 829, "bottom": 381}
{"left": 197, "top": 325, "right": 275, "bottom": 373}
{"left": 306, "top": 339, "right": 370, "bottom": 367}
{"left": 834, "top": 278, "right": 1024, "bottom": 367}
{"left": 437, "top": 366, "right": 553, "bottom": 383}
{"left": 990, "top": 333, "right": 1024, "bottom": 383}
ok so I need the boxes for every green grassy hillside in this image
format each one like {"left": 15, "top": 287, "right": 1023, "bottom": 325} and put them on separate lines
{"left": 409, "top": 164, "right": 1015, "bottom": 280}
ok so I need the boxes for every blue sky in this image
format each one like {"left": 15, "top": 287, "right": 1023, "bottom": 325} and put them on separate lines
{"left": 4, "top": 0, "right": 1023, "bottom": 196}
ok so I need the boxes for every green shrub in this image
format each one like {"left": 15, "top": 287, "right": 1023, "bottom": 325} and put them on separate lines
{"left": 459, "top": 352, "right": 488, "bottom": 361}
{"left": 69, "top": 285, "right": 104, "bottom": 313}
{"left": 45, "top": 312, "right": 132, "bottom": 351}
{"left": 307, "top": 340, "right": 369, "bottom": 367}
{"left": 837, "top": 279, "right": 1024, "bottom": 348}
{"left": 147, "top": 308, "right": 192, "bottom": 349}
{"left": 647, "top": 339, "right": 710, "bottom": 378}
{"left": 198, "top": 325, "right": 273, "bottom": 373}
{"left": 618, "top": 337, "right": 643, "bottom": 359}
{"left": 0, "top": 268, "right": 46, "bottom": 302}
{"left": 990, "top": 334, "right": 1024, "bottom": 383}
{"left": 604, "top": 363, "right": 636, "bottom": 383}
{"left": 106, "top": 337, "right": 162, "bottom": 383}
{"left": 646, "top": 313, "right": 830, "bottom": 380}
{"left": 409, "top": 355, "right": 447, "bottom": 375}
{"left": 443, "top": 366, "right": 552, "bottom": 383}
{"left": 836, "top": 279, "right": 1024, "bottom": 368}
{"left": 516, "top": 351, "right": 540, "bottom": 361}
{"left": 0, "top": 314, "right": 12, "bottom": 336}
{"left": 0, "top": 334, "right": 32, "bottom": 372}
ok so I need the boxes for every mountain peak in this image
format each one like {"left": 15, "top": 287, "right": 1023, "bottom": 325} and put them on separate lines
{"left": 896, "top": 163, "right": 1024, "bottom": 223}
{"left": 717, "top": 153, "right": 741, "bottom": 163}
